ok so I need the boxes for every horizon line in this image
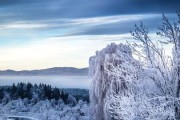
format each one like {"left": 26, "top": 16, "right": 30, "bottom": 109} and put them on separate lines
{"left": 0, "top": 66, "right": 89, "bottom": 71}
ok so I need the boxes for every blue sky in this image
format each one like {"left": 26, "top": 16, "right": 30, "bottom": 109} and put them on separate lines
{"left": 0, "top": 0, "right": 179, "bottom": 70}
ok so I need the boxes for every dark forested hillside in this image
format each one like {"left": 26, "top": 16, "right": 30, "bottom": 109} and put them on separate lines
{"left": 0, "top": 83, "right": 90, "bottom": 119}
{"left": 0, "top": 83, "right": 89, "bottom": 105}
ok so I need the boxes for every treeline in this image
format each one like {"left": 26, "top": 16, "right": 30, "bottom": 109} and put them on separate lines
{"left": 62, "top": 88, "right": 89, "bottom": 102}
{"left": 0, "top": 83, "right": 89, "bottom": 104}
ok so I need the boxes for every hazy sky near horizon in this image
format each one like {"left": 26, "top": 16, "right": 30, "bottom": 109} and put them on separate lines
{"left": 0, "top": 0, "right": 179, "bottom": 70}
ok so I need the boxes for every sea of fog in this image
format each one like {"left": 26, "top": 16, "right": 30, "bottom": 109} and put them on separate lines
{"left": 0, "top": 76, "right": 90, "bottom": 89}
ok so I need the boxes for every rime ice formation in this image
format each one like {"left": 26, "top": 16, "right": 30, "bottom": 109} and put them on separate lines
{"left": 89, "top": 42, "right": 179, "bottom": 120}
{"left": 89, "top": 43, "right": 140, "bottom": 120}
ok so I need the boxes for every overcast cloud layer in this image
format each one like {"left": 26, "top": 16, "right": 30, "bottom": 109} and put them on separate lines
{"left": 0, "top": 0, "right": 179, "bottom": 70}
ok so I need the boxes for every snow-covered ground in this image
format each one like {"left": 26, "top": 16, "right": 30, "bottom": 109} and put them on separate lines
{"left": 0, "top": 99, "right": 89, "bottom": 120}
{"left": 1, "top": 114, "right": 38, "bottom": 120}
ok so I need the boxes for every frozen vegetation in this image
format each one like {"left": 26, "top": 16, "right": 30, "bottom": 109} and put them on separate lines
{"left": 0, "top": 83, "right": 89, "bottom": 120}
{"left": 1, "top": 12, "right": 180, "bottom": 120}
{"left": 89, "top": 12, "right": 180, "bottom": 120}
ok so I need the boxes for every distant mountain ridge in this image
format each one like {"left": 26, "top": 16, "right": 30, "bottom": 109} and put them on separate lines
{"left": 0, "top": 67, "right": 88, "bottom": 76}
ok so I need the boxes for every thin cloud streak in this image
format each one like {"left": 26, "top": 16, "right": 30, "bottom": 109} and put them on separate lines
{"left": 0, "top": 0, "right": 178, "bottom": 70}
{"left": 0, "top": 14, "right": 162, "bottom": 37}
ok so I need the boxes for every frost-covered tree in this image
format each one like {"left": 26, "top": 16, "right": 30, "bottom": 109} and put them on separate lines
{"left": 89, "top": 11, "right": 180, "bottom": 120}
{"left": 130, "top": 11, "right": 180, "bottom": 119}
{"left": 157, "top": 12, "right": 180, "bottom": 119}
{"left": 0, "top": 84, "right": 90, "bottom": 120}
{"left": 89, "top": 43, "right": 141, "bottom": 120}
